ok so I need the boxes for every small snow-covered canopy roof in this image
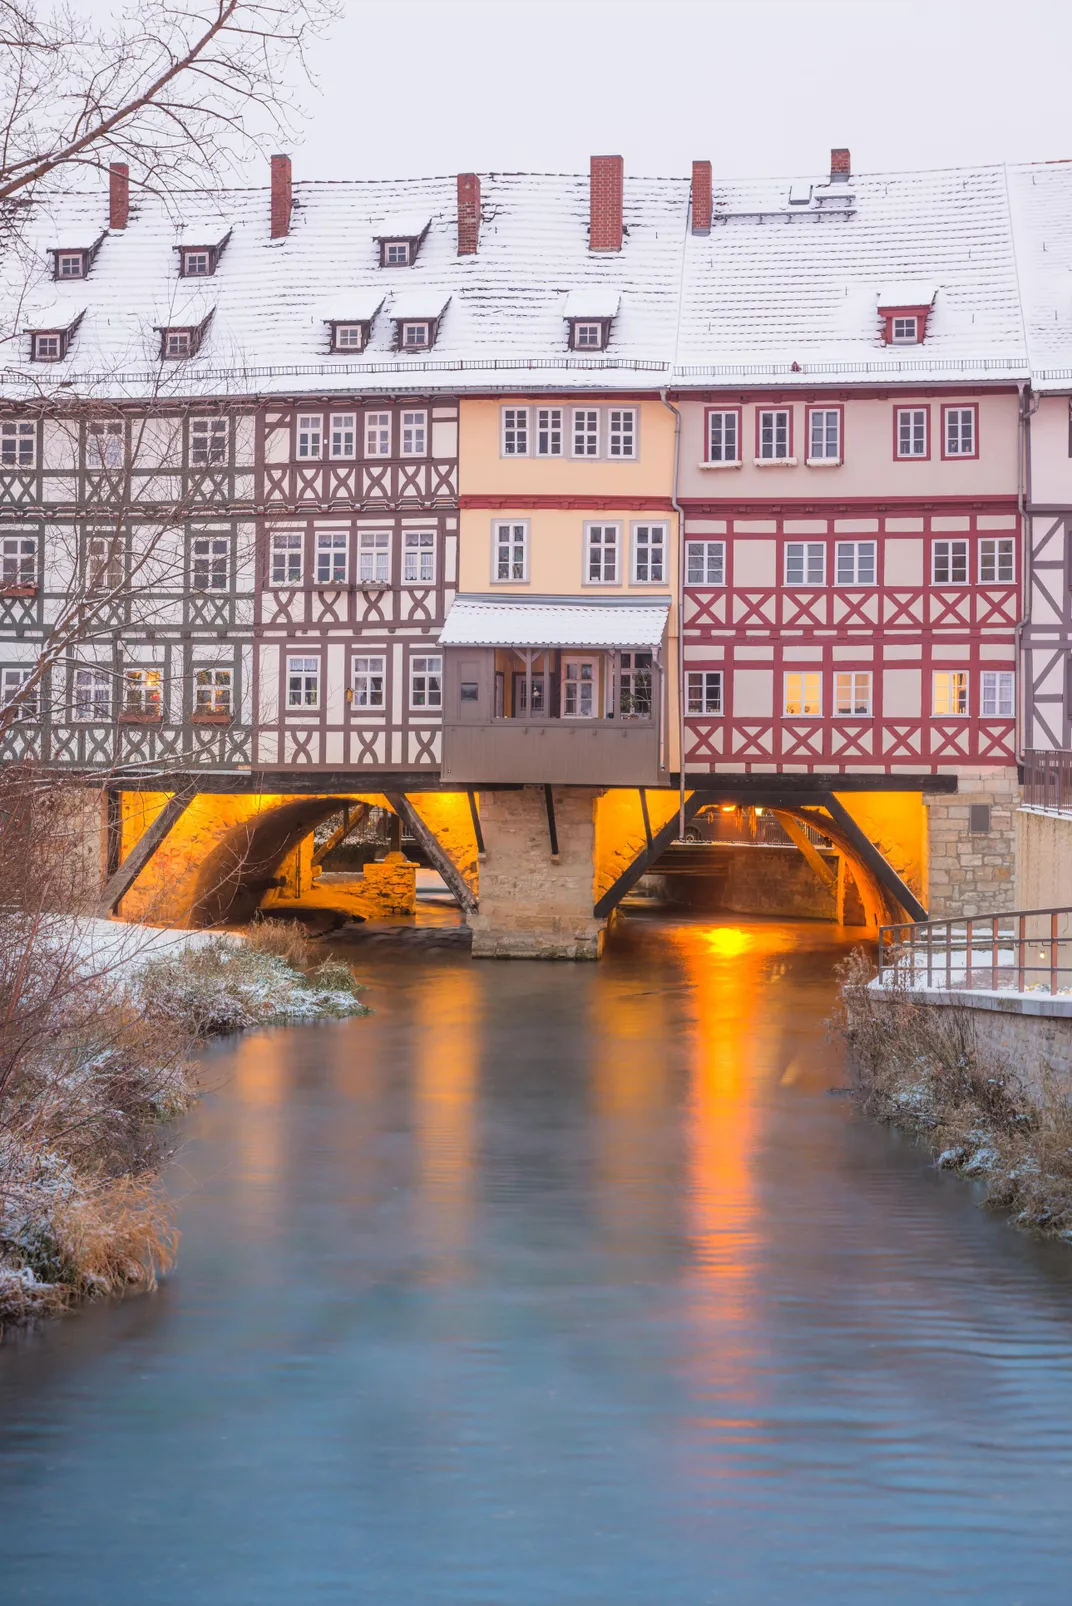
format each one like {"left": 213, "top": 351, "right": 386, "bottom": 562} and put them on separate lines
{"left": 374, "top": 214, "right": 431, "bottom": 238}
{"left": 439, "top": 595, "right": 670, "bottom": 650}
{"left": 563, "top": 288, "right": 621, "bottom": 319}
{"left": 389, "top": 290, "right": 451, "bottom": 320}
{"left": 877, "top": 281, "right": 938, "bottom": 308}
{"left": 322, "top": 290, "right": 385, "bottom": 322}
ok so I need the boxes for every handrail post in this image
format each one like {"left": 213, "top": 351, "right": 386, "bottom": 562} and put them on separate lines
{"left": 966, "top": 916, "right": 973, "bottom": 991}
{"left": 1018, "top": 914, "right": 1026, "bottom": 993}
{"left": 1052, "top": 910, "right": 1059, "bottom": 996}
{"left": 991, "top": 914, "right": 999, "bottom": 991}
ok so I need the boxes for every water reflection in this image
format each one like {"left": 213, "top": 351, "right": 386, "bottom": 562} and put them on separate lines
{"left": 1, "top": 915, "right": 1071, "bottom": 1606}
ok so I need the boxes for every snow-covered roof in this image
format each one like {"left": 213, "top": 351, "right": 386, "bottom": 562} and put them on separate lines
{"left": 877, "top": 281, "right": 938, "bottom": 307}
{"left": 439, "top": 595, "right": 670, "bottom": 650}
{"left": 388, "top": 290, "right": 451, "bottom": 321}
{"left": 1006, "top": 161, "right": 1072, "bottom": 390}
{"left": 562, "top": 288, "right": 621, "bottom": 319}
{"left": 319, "top": 291, "right": 385, "bottom": 323}
{"left": 373, "top": 214, "right": 431, "bottom": 238}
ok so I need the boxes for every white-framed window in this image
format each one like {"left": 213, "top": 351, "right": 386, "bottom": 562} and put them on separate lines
{"left": 410, "top": 654, "right": 442, "bottom": 710}
{"left": 835, "top": 541, "right": 876, "bottom": 585}
{"left": 784, "top": 671, "right": 822, "bottom": 717}
{"left": 687, "top": 670, "right": 723, "bottom": 714}
{"left": 330, "top": 413, "right": 356, "bottom": 460}
{"left": 403, "top": 529, "right": 435, "bottom": 584}
{"left": 72, "top": 666, "right": 112, "bottom": 721}
{"left": 194, "top": 666, "right": 233, "bottom": 716}
{"left": 270, "top": 531, "right": 303, "bottom": 586}
{"left": 86, "top": 533, "right": 124, "bottom": 591}
{"left": 1, "top": 535, "right": 37, "bottom": 586}
{"left": 191, "top": 535, "right": 229, "bottom": 591}
{"left": 401, "top": 321, "right": 431, "bottom": 350}
{"left": 333, "top": 324, "right": 365, "bottom": 350}
{"left": 32, "top": 333, "right": 62, "bottom": 361}
{"left": 296, "top": 415, "right": 322, "bottom": 460}
{"left": 87, "top": 420, "right": 123, "bottom": 469}
{"left": 401, "top": 410, "right": 427, "bottom": 455}
{"left": 618, "top": 651, "right": 653, "bottom": 719}
{"left": 191, "top": 417, "right": 227, "bottom": 467}
{"left": 891, "top": 316, "right": 919, "bottom": 344}
{"left": 315, "top": 529, "right": 348, "bottom": 585}
{"left": 351, "top": 654, "right": 386, "bottom": 710}
{"left": 286, "top": 655, "right": 320, "bottom": 709}
{"left": 123, "top": 667, "right": 162, "bottom": 717}
{"left": 758, "top": 408, "right": 791, "bottom": 460}
{"left": 164, "top": 329, "right": 192, "bottom": 359}
{"left": 608, "top": 409, "right": 637, "bottom": 459}
{"left": 182, "top": 249, "right": 211, "bottom": 277}
{"left": 57, "top": 252, "right": 85, "bottom": 279}
{"left": 535, "top": 407, "right": 563, "bottom": 457}
{"left": 944, "top": 406, "right": 976, "bottom": 457}
{"left": 384, "top": 240, "right": 411, "bottom": 265}
{"left": 494, "top": 521, "right": 528, "bottom": 582}
{"left": 808, "top": 408, "right": 841, "bottom": 462}
{"left": 834, "top": 671, "right": 872, "bottom": 716}
{"left": 573, "top": 322, "right": 604, "bottom": 350}
{"left": 979, "top": 538, "right": 1015, "bottom": 584}
{"left": 562, "top": 658, "right": 598, "bottom": 718}
{"left": 1, "top": 422, "right": 35, "bottom": 468}
{"left": 585, "top": 523, "right": 619, "bottom": 584}
{"left": 502, "top": 408, "right": 529, "bottom": 456}
{"left": 706, "top": 410, "right": 740, "bottom": 463}
{"left": 981, "top": 670, "right": 1014, "bottom": 717}
{"left": 572, "top": 408, "right": 600, "bottom": 457}
{"left": 896, "top": 407, "right": 928, "bottom": 458}
{"left": 364, "top": 411, "right": 391, "bottom": 457}
{"left": 785, "top": 542, "right": 825, "bottom": 586}
{"left": 932, "top": 540, "right": 968, "bottom": 584}
{"left": 932, "top": 670, "right": 968, "bottom": 716}
{"left": 632, "top": 523, "right": 666, "bottom": 584}
{"left": 358, "top": 529, "right": 391, "bottom": 583}
{"left": 686, "top": 539, "right": 725, "bottom": 586}
{"left": 1, "top": 666, "right": 37, "bottom": 718}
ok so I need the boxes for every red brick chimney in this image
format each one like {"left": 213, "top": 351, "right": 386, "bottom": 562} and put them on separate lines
{"left": 457, "top": 172, "right": 480, "bottom": 255}
{"left": 830, "top": 147, "right": 851, "bottom": 182}
{"left": 270, "top": 154, "right": 292, "bottom": 239}
{"left": 109, "top": 162, "right": 129, "bottom": 230}
{"left": 589, "top": 155, "right": 623, "bottom": 252}
{"left": 691, "top": 160, "right": 712, "bottom": 234}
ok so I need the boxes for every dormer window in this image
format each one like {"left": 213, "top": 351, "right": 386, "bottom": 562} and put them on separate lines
{"left": 374, "top": 216, "right": 430, "bottom": 268}
{"left": 49, "top": 233, "right": 106, "bottom": 281}
{"left": 175, "top": 233, "right": 230, "bottom": 278}
{"left": 877, "top": 283, "right": 937, "bottom": 346}
{"left": 329, "top": 321, "right": 368, "bottom": 353}
{"left": 390, "top": 294, "right": 449, "bottom": 353}
{"left": 402, "top": 321, "right": 431, "bottom": 350}
{"left": 29, "top": 313, "right": 83, "bottom": 363}
{"left": 562, "top": 289, "right": 620, "bottom": 353}
{"left": 156, "top": 310, "right": 213, "bottom": 360}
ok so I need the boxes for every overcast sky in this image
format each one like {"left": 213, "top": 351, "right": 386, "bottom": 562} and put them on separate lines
{"left": 280, "top": 0, "right": 1072, "bottom": 183}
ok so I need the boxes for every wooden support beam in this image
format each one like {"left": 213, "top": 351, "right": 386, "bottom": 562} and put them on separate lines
{"left": 593, "top": 792, "right": 704, "bottom": 918}
{"left": 639, "top": 788, "right": 653, "bottom": 851}
{"left": 771, "top": 810, "right": 837, "bottom": 892}
{"left": 809, "top": 795, "right": 928, "bottom": 922}
{"left": 384, "top": 792, "right": 478, "bottom": 914}
{"left": 98, "top": 788, "right": 195, "bottom": 916}
{"left": 311, "top": 802, "right": 370, "bottom": 867}
{"left": 467, "top": 789, "right": 485, "bottom": 856}
{"left": 544, "top": 785, "right": 559, "bottom": 858}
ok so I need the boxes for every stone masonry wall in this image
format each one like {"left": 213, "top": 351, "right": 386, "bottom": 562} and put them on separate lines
{"left": 470, "top": 786, "right": 605, "bottom": 959}
{"left": 924, "top": 767, "right": 1019, "bottom": 918}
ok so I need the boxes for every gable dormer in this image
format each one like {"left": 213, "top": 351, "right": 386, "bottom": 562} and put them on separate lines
{"left": 374, "top": 216, "right": 431, "bottom": 267}
{"left": 325, "top": 294, "right": 385, "bottom": 354}
{"left": 155, "top": 309, "right": 214, "bottom": 360}
{"left": 389, "top": 292, "right": 449, "bottom": 351}
{"left": 49, "top": 232, "right": 107, "bottom": 281}
{"left": 563, "top": 289, "right": 621, "bottom": 352}
{"left": 29, "top": 311, "right": 84, "bottom": 362}
{"left": 877, "top": 282, "right": 938, "bottom": 346}
{"left": 175, "top": 231, "right": 232, "bottom": 278}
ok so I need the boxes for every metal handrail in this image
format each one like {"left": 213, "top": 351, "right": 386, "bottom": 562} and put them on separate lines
{"left": 1022, "top": 749, "right": 1072, "bottom": 814}
{"left": 877, "top": 904, "right": 1072, "bottom": 996}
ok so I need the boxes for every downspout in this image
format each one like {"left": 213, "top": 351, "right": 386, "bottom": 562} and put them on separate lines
{"left": 660, "top": 386, "right": 686, "bottom": 839}
{"left": 1013, "top": 379, "right": 1038, "bottom": 762}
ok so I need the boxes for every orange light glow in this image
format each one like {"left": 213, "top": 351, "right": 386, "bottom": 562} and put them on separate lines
{"left": 703, "top": 926, "right": 753, "bottom": 958}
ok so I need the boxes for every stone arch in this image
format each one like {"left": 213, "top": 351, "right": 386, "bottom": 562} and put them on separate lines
{"left": 190, "top": 795, "right": 359, "bottom": 926}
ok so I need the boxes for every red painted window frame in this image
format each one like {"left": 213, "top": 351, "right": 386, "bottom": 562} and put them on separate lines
{"left": 878, "top": 304, "right": 932, "bottom": 345}
{"left": 755, "top": 405, "right": 794, "bottom": 462}
{"left": 940, "top": 403, "right": 980, "bottom": 462}
{"left": 804, "top": 403, "right": 844, "bottom": 464}
{"left": 893, "top": 404, "right": 931, "bottom": 461}
{"left": 704, "top": 405, "right": 743, "bottom": 464}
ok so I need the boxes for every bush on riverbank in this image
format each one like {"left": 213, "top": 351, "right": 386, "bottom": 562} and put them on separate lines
{"left": 833, "top": 948, "right": 1072, "bottom": 1242}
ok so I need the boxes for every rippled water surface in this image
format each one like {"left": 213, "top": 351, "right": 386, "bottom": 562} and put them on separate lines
{"left": 2, "top": 914, "right": 1072, "bottom": 1605}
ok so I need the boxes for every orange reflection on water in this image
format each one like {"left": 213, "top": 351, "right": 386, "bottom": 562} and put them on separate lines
{"left": 412, "top": 967, "right": 479, "bottom": 1282}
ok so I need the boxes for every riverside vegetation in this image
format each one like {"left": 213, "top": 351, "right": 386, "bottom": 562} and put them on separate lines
{"left": 0, "top": 771, "right": 366, "bottom": 1329}
{"left": 834, "top": 948, "right": 1072, "bottom": 1243}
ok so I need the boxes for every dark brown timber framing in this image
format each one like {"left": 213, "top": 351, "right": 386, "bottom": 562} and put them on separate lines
{"left": 98, "top": 785, "right": 196, "bottom": 914}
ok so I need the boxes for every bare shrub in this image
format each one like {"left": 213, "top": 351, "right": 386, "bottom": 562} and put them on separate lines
{"left": 245, "top": 917, "right": 313, "bottom": 971}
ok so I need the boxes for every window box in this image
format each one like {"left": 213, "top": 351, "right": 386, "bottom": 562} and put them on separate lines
{"left": 0, "top": 583, "right": 37, "bottom": 598}
{"left": 119, "top": 712, "right": 162, "bottom": 725}
{"left": 191, "top": 711, "right": 233, "bottom": 725}
{"left": 357, "top": 578, "right": 390, "bottom": 592}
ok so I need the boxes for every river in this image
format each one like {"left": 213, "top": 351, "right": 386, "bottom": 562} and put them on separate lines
{"left": 1, "top": 913, "right": 1072, "bottom": 1604}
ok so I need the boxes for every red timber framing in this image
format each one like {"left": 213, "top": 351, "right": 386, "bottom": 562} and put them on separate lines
{"left": 253, "top": 397, "right": 458, "bottom": 772}
{"left": 681, "top": 498, "right": 1020, "bottom": 775}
